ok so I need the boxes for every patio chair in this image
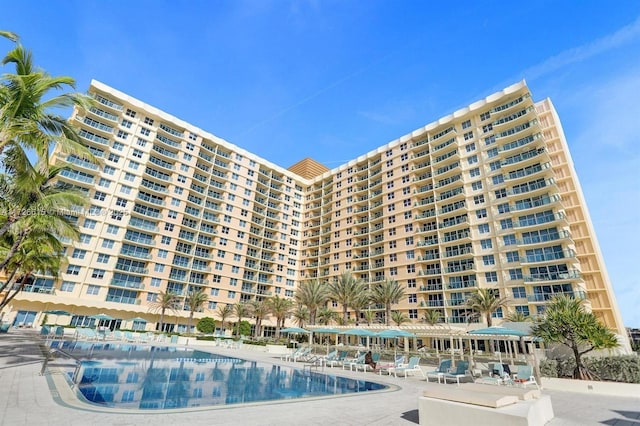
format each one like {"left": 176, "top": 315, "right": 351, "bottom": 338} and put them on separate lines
{"left": 476, "top": 362, "right": 509, "bottom": 385}
{"left": 40, "top": 325, "right": 51, "bottom": 336}
{"left": 425, "top": 359, "right": 452, "bottom": 383}
{"left": 319, "top": 350, "right": 338, "bottom": 367}
{"left": 512, "top": 365, "right": 539, "bottom": 389}
{"left": 378, "top": 355, "right": 405, "bottom": 375}
{"left": 326, "top": 350, "right": 349, "bottom": 368}
{"left": 355, "top": 352, "right": 381, "bottom": 372}
{"left": 342, "top": 353, "right": 366, "bottom": 370}
{"left": 443, "top": 360, "right": 472, "bottom": 385}
{"left": 391, "top": 356, "right": 425, "bottom": 379}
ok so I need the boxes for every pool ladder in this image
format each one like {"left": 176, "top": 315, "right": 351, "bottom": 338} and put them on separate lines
{"left": 40, "top": 348, "right": 83, "bottom": 384}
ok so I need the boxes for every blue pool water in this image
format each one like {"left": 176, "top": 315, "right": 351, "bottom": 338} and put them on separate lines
{"left": 49, "top": 341, "right": 387, "bottom": 410}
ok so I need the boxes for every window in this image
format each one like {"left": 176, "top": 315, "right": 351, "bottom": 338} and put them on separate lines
{"left": 86, "top": 285, "right": 100, "bottom": 295}
{"left": 471, "top": 181, "right": 483, "bottom": 191}
{"left": 97, "top": 253, "right": 110, "bottom": 263}
{"left": 480, "top": 239, "right": 493, "bottom": 249}
{"left": 473, "top": 195, "right": 485, "bottom": 205}
{"left": 495, "top": 189, "right": 507, "bottom": 199}
{"left": 512, "top": 287, "right": 527, "bottom": 298}
{"left": 506, "top": 251, "right": 519, "bottom": 262}
{"left": 482, "top": 255, "right": 495, "bottom": 265}
{"left": 91, "top": 269, "right": 105, "bottom": 279}
{"left": 60, "top": 281, "right": 75, "bottom": 292}
{"left": 94, "top": 191, "right": 106, "bottom": 201}
{"left": 485, "top": 272, "right": 498, "bottom": 282}
{"left": 66, "top": 265, "right": 81, "bottom": 275}
{"left": 503, "top": 234, "right": 517, "bottom": 246}
{"left": 469, "top": 167, "right": 480, "bottom": 178}
{"left": 467, "top": 155, "right": 478, "bottom": 165}
{"left": 478, "top": 223, "right": 490, "bottom": 234}
{"left": 71, "top": 249, "right": 87, "bottom": 259}
{"left": 476, "top": 209, "right": 487, "bottom": 219}
{"left": 102, "top": 239, "right": 115, "bottom": 249}
{"left": 461, "top": 119, "right": 471, "bottom": 129}
{"left": 497, "top": 203, "right": 510, "bottom": 214}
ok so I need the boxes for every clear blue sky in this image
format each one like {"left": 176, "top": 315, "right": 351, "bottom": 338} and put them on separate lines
{"left": 3, "top": 1, "right": 639, "bottom": 326}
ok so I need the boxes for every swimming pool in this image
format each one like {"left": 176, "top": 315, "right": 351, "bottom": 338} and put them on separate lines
{"left": 48, "top": 341, "right": 387, "bottom": 410}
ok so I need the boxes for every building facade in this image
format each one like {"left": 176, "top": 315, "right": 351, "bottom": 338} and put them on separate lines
{"left": 0, "top": 80, "right": 630, "bottom": 351}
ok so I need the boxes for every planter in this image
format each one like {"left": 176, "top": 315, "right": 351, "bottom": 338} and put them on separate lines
{"left": 541, "top": 377, "right": 640, "bottom": 397}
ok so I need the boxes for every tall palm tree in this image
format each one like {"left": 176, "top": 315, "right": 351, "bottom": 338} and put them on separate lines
{"left": 267, "top": 295, "right": 293, "bottom": 339}
{"left": 185, "top": 289, "right": 208, "bottom": 333}
{"left": 0, "top": 30, "right": 19, "bottom": 42}
{"left": 0, "top": 42, "right": 95, "bottom": 167}
{"left": 294, "top": 279, "right": 329, "bottom": 325}
{"left": 292, "top": 305, "right": 309, "bottom": 328}
{"left": 233, "top": 302, "right": 250, "bottom": 338}
{"left": 327, "top": 271, "right": 365, "bottom": 324}
{"left": 350, "top": 289, "right": 372, "bottom": 326}
{"left": 371, "top": 279, "right": 405, "bottom": 326}
{"left": 216, "top": 304, "right": 233, "bottom": 336}
{"left": 465, "top": 288, "right": 509, "bottom": 327}
{"left": 505, "top": 310, "right": 530, "bottom": 322}
{"left": 250, "top": 299, "right": 271, "bottom": 339}
{"left": 149, "top": 291, "right": 179, "bottom": 333}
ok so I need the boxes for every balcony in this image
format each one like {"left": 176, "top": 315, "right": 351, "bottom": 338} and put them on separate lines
{"left": 523, "top": 269, "right": 581, "bottom": 283}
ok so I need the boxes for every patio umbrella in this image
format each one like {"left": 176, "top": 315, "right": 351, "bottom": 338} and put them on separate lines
{"left": 376, "top": 329, "right": 416, "bottom": 357}
{"left": 311, "top": 328, "right": 339, "bottom": 353}
{"left": 339, "top": 328, "right": 376, "bottom": 349}
{"left": 280, "top": 327, "right": 310, "bottom": 334}
{"left": 469, "top": 326, "right": 529, "bottom": 363}
{"left": 90, "top": 313, "right": 116, "bottom": 321}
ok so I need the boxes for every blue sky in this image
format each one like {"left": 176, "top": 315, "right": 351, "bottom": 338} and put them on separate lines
{"left": 3, "top": 1, "right": 639, "bottom": 326}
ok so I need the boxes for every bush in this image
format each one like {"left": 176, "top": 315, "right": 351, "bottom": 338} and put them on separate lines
{"left": 539, "top": 359, "right": 558, "bottom": 378}
{"left": 542, "top": 355, "right": 640, "bottom": 383}
{"left": 196, "top": 317, "right": 216, "bottom": 334}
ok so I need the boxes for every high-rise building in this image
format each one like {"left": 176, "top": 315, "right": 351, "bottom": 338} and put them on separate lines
{"left": 0, "top": 80, "right": 630, "bottom": 352}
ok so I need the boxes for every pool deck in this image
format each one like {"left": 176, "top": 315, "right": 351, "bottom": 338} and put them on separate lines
{"left": 1, "top": 329, "right": 638, "bottom": 426}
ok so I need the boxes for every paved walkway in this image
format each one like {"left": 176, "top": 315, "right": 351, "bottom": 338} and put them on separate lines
{"left": 0, "top": 328, "right": 638, "bottom": 425}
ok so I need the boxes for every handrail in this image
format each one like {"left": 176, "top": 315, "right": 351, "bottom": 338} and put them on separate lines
{"left": 40, "top": 348, "right": 83, "bottom": 383}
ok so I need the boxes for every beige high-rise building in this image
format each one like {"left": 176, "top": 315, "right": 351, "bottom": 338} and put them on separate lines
{"left": 0, "top": 80, "right": 630, "bottom": 352}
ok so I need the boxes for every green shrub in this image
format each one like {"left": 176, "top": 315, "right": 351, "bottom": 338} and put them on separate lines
{"left": 196, "top": 317, "right": 216, "bottom": 334}
{"left": 539, "top": 359, "right": 558, "bottom": 378}
{"left": 542, "top": 355, "right": 640, "bottom": 383}
{"left": 585, "top": 355, "right": 640, "bottom": 383}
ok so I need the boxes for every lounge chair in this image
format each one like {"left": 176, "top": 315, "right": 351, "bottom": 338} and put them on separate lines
{"left": 319, "top": 350, "right": 338, "bottom": 367}
{"left": 425, "top": 359, "right": 452, "bottom": 383}
{"left": 342, "top": 353, "right": 366, "bottom": 370}
{"left": 443, "top": 360, "right": 472, "bottom": 385}
{"left": 40, "top": 325, "right": 51, "bottom": 336}
{"left": 512, "top": 365, "right": 539, "bottom": 389}
{"left": 391, "top": 356, "right": 425, "bottom": 379}
{"left": 355, "top": 353, "right": 381, "bottom": 372}
{"left": 326, "top": 350, "right": 348, "bottom": 368}
{"left": 0, "top": 323, "right": 10, "bottom": 333}
{"left": 476, "top": 362, "right": 509, "bottom": 385}
{"left": 378, "top": 355, "right": 405, "bottom": 375}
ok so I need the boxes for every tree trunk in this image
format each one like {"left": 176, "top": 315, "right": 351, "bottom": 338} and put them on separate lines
{"left": 0, "top": 273, "right": 30, "bottom": 309}
{"left": 159, "top": 308, "right": 165, "bottom": 333}
{"left": 0, "top": 232, "right": 26, "bottom": 273}
{"left": 486, "top": 313, "right": 493, "bottom": 327}
{"left": 188, "top": 312, "right": 194, "bottom": 333}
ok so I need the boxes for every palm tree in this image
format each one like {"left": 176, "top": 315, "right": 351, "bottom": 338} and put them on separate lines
{"left": 370, "top": 279, "right": 405, "bottom": 326}
{"left": 317, "top": 307, "right": 338, "bottom": 326}
{"left": 350, "top": 289, "right": 371, "bottom": 326}
{"left": 532, "top": 296, "right": 619, "bottom": 380}
{"left": 465, "top": 288, "right": 509, "bottom": 327}
{"left": 391, "top": 310, "right": 409, "bottom": 326}
{"left": 149, "top": 291, "right": 179, "bottom": 333}
{"left": 292, "top": 305, "right": 309, "bottom": 328}
{"left": 267, "top": 295, "right": 293, "bottom": 340}
{"left": 185, "top": 289, "right": 208, "bottom": 333}
{"left": 0, "top": 225, "right": 65, "bottom": 309}
{"left": 294, "top": 279, "right": 329, "bottom": 325}
{"left": 362, "top": 309, "right": 376, "bottom": 326}
{"left": 0, "top": 42, "right": 95, "bottom": 167}
{"left": 422, "top": 310, "right": 442, "bottom": 326}
{"left": 505, "top": 310, "right": 530, "bottom": 322}
{"left": 233, "top": 302, "right": 250, "bottom": 338}
{"left": 327, "top": 271, "right": 364, "bottom": 324}
{"left": 0, "top": 30, "right": 19, "bottom": 42}
{"left": 216, "top": 304, "right": 233, "bottom": 336}
{"left": 250, "top": 299, "right": 271, "bottom": 339}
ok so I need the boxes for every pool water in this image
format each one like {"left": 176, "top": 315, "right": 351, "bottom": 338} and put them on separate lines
{"left": 49, "top": 341, "right": 387, "bottom": 410}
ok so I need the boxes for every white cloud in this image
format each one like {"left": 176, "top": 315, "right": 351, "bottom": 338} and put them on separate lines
{"left": 524, "top": 16, "right": 640, "bottom": 82}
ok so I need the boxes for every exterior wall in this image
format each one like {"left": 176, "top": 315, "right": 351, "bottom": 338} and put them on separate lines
{"left": 0, "top": 80, "right": 630, "bottom": 351}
